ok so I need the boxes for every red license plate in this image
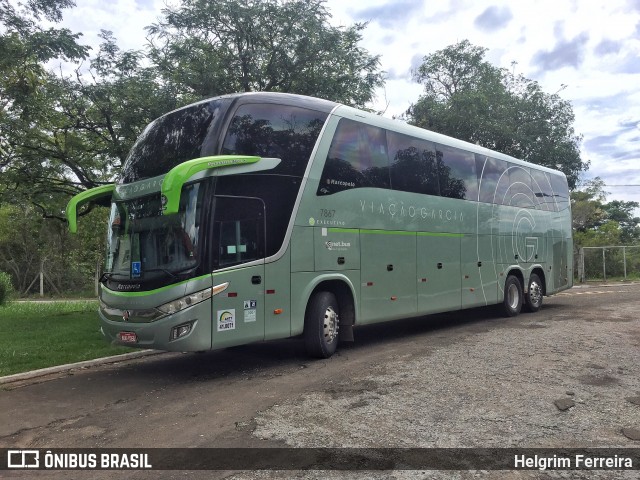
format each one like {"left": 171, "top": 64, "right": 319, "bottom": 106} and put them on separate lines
{"left": 118, "top": 332, "right": 138, "bottom": 343}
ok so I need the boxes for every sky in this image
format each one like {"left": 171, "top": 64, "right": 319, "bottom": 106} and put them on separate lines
{"left": 42, "top": 0, "right": 640, "bottom": 207}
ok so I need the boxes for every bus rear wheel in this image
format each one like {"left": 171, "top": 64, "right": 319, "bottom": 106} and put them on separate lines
{"left": 501, "top": 275, "right": 523, "bottom": 317}
{"left": 304, "top": 291, "right": 340, "bottom": 358}
{"left": 524, "top": 273, "right": 543, "bottom": 312}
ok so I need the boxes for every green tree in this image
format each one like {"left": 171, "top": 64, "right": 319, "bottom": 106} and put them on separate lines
{"left": 1, "top": 27, "right": 178, "bottom": 219}
{"left": 407, "top": 40, "right": 588, "bottom": 188}
{"left": 571, "top": 177, "right": 640, "bottom": 248}
{"left": 0, "top": 0, "right": 89, "bottom": 212}
{"left": 146, "top": 0, "right": 384, "bottom": 107}
{"left": 571, "top": 177, "right": 607, "bottom": 233}
{"left": 601, "top": 200, "right": 640, "bottom": 243}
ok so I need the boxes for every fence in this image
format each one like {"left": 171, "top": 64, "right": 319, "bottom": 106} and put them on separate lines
{"left": 576, "top": 246, "right": 640, "bottom": 282}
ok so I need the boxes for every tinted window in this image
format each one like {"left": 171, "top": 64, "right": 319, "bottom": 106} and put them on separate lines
{"left": 508, "top": 164, "right": 534, "bottom": 208}
{"left": 549, "top": 174, "right": 570, "bottom": 211}
{"left": 531, "top": 169, "right": 555, "bottom": 211}
{"left": 388, "top": 131, "right": 439, "bottom": 196}
{"left": 476, "top": 156, "right": 509, "bottom": 204}
{"left": 121, "top": 100, "right": 222, "bottom": 182}
{"left": 214, "top": 174, "right": 300, "bottom": 257}
{"left": 436, "top": 144, "right": 477, "bottom": 200}
{"left": 222, "top": 103, "right": 328, "bottom": 177}
{"left": 317, "top": 118, "right": 390, "bottom": 195}
{"left": 213, "top": 197, "right": 265, "bottom": 268}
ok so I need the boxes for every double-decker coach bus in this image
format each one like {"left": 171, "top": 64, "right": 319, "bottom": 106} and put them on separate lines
{"left": 67, "top": 92, "right": 572, "bottom": 358}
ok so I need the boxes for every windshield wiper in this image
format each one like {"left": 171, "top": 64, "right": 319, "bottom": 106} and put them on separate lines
{"left": 142, "top": 266, "right": 197, "bottom": 279}
{"left": 142, "top": 268, "right": 179, "bottom": 279}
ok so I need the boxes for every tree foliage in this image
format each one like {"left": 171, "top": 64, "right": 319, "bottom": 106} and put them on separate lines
{"left": 407, "top": 40, "right": 588, "bottom": 188}
{"left": 571, "top": 178, "right": 640, "bottom": 248}
{"left": 0, "top": 0, "right": 386, "bottom": 295}
{"left": 1, "top": 24, "right": 179, "bottom": 218}
{"left": 146, "top": 0, "right": 384, "bottom": 107}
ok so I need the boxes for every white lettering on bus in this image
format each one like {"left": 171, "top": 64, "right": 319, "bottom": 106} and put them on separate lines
{"left": 360, "top": 199, "right": 463, "bottom": 223}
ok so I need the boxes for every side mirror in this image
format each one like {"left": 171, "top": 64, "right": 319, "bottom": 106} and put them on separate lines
{"left": 161, "top": 155, "right": 280, "bottom": 214}
{"left": 66, "top": 184, "right": 115, "bottom": 233}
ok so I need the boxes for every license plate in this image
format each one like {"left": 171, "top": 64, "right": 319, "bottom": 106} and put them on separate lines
{"left": 118, "top": 332, "right": 138, "bottom": 343}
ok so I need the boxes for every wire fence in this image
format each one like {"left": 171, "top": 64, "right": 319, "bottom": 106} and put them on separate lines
{"left": 576, "top": 246, "right": 640, "bottom": 282}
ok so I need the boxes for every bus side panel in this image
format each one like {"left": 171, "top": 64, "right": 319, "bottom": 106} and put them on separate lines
{"left": 290, "top": 271, "right": 361, "bottom": 337}
{"left": 550, "top": 235, "right": 571, "bottom": 292}
{"left": 461, "top": 234, "right": 497, "bottom": 308}
{"left": 264, "top": 248, "right": 292, "bottom": 340}
{"left": 314, "top": 227, "right": 360, "bottom": 271}
{"left": 417, "top": 235, "right": 461, "bottom": 314}
{"left": 291, "top": 226, "right": 315, "bottom": 272}
{"left": 360, "top": 232, "right": 417, "bottom": 323}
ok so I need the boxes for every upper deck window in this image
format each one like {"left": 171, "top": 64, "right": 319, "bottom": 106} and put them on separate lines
{"left": 121, "top": 100, "right": 223, "bottom": 183}
{"left": 317, "top": 118, "right": 390, "bottom": 195}
{"left": 388, "top": 131, "right": 439, "bottom": 196}
{"left": 222, "top": 103, "right": 328, "bottom": 177}
{"left": 436, "top": 144, "right": 478, "bottom": 200}
{"left": 549, "top": 173, "right": 570, "bottom": 211}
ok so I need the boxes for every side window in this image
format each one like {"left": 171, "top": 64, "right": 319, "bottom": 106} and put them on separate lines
{"left": 476, "top": 156, "right": 509, "bottom": 204}
{"left": 317, "top": 118, "right": 390, "bottom": 195}
{"left": 508, "top": 164, "right": 534, "bottom": 208}
{"left": 549, "top": 174, "right": 570, "bottom": 212}
{"left": 531, "top": 169, "right": 555, "bottom": 211}
{"left": 436, "top": 144, "right": 477, "bottom": 200}
{"left": 222, "top": 103, "right": 328, "bottom": 177}
{"left": 212, "top": 197, "right": 265, "bottom": 268}
{"left": 476, "top": 154, "right": 500, "bottom": 204}
{"left": 388, "top": 131, "right": 439, "bottom": 196}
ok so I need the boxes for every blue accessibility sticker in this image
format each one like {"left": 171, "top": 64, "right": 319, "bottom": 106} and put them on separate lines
{"left": 131, "top": 261, "right": 141, "bottom": 278}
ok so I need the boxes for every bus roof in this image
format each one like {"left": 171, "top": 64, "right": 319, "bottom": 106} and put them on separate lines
{"left": 155, "top": 92, "right": 566, "bottom": 180}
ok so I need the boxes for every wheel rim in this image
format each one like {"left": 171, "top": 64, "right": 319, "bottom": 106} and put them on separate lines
{"left": 507, "top": 283, "right": 520, "bottom": 310}
{"left": 529, "top": 281, "right": 542, "bottom": 306}
{"left": 323, "top": 306, "right": 339, "bottom": 344}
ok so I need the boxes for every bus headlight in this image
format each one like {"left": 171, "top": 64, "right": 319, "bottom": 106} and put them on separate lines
{"left": 156, "top": 282, "right": 228, "bottom": 315}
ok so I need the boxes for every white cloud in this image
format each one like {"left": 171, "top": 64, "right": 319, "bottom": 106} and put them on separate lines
{"left": 42, "top": 0, "right": 640, "bottom": 206}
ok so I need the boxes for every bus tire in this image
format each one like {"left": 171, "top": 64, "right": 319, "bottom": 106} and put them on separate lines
{"left": 501, "top": 275, "right": 523, "bottom": 317}
{"left": 524, "top": 273, "right": 543, "bottom": 312}
{"left": 304, "top": 291, "right": 340, "bottom": 359}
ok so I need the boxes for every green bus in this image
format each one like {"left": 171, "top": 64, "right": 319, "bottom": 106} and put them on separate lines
{"left": 67, "top": 92, "right": 573, "bottom": 358}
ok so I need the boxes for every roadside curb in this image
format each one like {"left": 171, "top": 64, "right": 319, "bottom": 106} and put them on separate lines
{"left": 0, "top": 350, "right": 164, "bottom": 386}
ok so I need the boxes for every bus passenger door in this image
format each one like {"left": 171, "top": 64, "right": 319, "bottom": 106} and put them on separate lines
{"left": 210, "top": 196, "right": 266, "bottom": 349}
{"left": 417, "top": 234, "right": 461, "bottom": 314}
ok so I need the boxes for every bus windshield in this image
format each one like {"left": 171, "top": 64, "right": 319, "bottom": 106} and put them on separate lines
{"left": 105, "top": 183, "right": 204, "bottom": 281}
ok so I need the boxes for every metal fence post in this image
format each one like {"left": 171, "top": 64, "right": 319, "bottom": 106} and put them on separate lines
{"left": 623, "top": 246, "right": 627, "bottom": 280}
{"left": 602, "top": 247, "right": 606, "bottom": 282}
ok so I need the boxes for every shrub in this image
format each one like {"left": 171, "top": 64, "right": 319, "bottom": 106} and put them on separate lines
{"left": 0, "top": 271, "right": 14, "bottom": 305}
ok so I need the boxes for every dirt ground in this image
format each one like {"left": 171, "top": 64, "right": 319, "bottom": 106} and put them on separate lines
{"left": 1, "top": 282, "right": 639, "bottom": 479}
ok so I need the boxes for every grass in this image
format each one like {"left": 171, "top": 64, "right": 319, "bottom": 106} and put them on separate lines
{"left": 0, "top": 300, "right": 134, "bottom": 377}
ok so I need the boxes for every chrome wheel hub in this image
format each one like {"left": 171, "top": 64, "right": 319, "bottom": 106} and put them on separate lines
{"left": 529, "top": 281, "right": 542, "bottom": 306}
{"left": 323, "top": 306, "right": 339, "bottom": 344}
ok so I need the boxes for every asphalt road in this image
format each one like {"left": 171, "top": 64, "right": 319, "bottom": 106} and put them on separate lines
{"left": 1, "top": 283, "right": 639, "bottom": 479}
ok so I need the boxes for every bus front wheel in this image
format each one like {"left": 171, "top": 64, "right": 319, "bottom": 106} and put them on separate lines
{"left": 501, "top": 275, "right": 523, "bottom": 317}
{"left": 304, "top": 292, "right": 340, "bottom": 358}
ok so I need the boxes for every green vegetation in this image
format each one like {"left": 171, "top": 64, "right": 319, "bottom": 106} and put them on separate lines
{"left": 0, "top": 301, "right": 133, "bottom": 377}
{"left": 0, "top": 271, "right": 13, "bottom": 305}
{"left": 407, "top": 40, "right": 587, "bottom": 188}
